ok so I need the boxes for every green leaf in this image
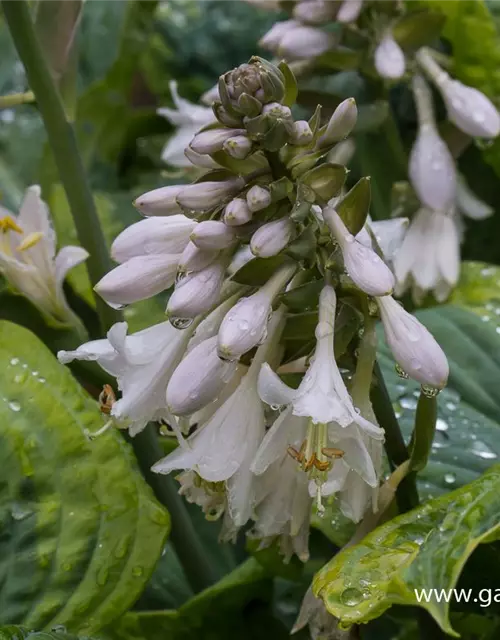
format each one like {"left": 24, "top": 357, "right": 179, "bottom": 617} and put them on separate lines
{"left": 0, "top": 321, "right": 169, "bottom": 633}
{"left": 231, "top": 255, "right": 293, "bottom": 287}
{"left": 301, "top": 163, "right": 347, "bottom": 201}
{"left": 0, "top": 627, "right": 92, "bottom": 640}
{"left": 392, "top": 10, "right": 446, "bottom": 51}
{"left": 278, "top": 61, "right": 298, "bottom": 108}
{"left": 313, "top": 464, "right": 500, "bottom": 636}
{"left": 336, "top": 177, "right": 371, "bottom": 234}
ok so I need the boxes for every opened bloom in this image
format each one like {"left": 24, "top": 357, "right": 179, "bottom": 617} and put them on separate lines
{"left": 0, "top": 185, "right": 88, "bottom": 329}
{"left": 158, "top": 80, "right": 215, "bottom": 167}
{"left": 58, "top": 320, "right": 194, "bottom": 435}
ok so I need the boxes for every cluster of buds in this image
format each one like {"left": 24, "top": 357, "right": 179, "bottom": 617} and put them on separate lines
{"left": 253, "top": 0, "right": 500, "bottom": 303}
{"left": 59, "top": 58, "right": 449, "bottom": 566}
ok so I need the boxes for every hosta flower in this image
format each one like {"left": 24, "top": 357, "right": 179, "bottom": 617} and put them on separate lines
{"left": 318, "top": 98, "right": 357, "bottom": 147}
{"left": 58, "top": 320, "right": 194, "bottom": 435}
{"left": 409, "top": 75, "right": 456, "bottom": 211}
{"left": 157, "top": 80, "right": 215, "bottom": 167}
{"left": 178, "top": 240, "right": 218, "bottom": 274}
{"left": 456, "top": 175, "right": 493, "bottom": 220}
{"left": 223, "top": 135, "right": 252, "bottom": 159}
{"left": 166, "top": 336, "right": 239, "bottom": 416}
{"left": 223, "top": 198, "right": 253, "bottom": 226}
{"left": 394, "top": 207, "right": 460, "bottom": 303}
{"left": 167, "top": 259, "right": 226, "bottom": 319}
{"left": 323, "top": 205, "right": 395, "bottom": 296}
{"left": 259, "top": 19, "right": 300, "bottom": 52}
{"left": 293, "top": 0, "right": 336, "bottom": 25}
{"left": 250, "top": 216, "right": 295, "bottom": 257}
{"left": 336, "top": 0, "right": 364, "bottom": 23}
{"left": 0, "top": 185, "right": 88, "bottom": 328}
{"left": 190, "top": 220, "right": 237, "bottom": 251}
{"left": 261, "top": 21, "right": 335, "bottom": 60}
{"left": 217, "top": 263, "right": 296, "bottom": 360}
{"left": 111, "top": 215, "right": 195, "bottom": 263}
{"left": 356, "top": 216, "right": 409, "bottom": 266}
{"left": 134, "top": 185, "right": 185, "bottom": 217}
{"left": 290, "top": 120, "right": 313, "bottom": 145}
{"left": 416, "top": 48, "right": 500, "bottom": 139}
{"left": 374, "top": 32, "right": 406, "bottom": 80}
{"left": 376, "top": 294, "right": 449, "bottom": 388}
{"left": 177, "top": 178, "right": 245, "bottom": 213}
{"left": 189, "top": 127, "right": 246, "bottom": 155}
{"left": 153, "top": 309, "right": 286, "bottom": 529}
{"left": 246, "top": 185, "right": 271, "bottom": 212}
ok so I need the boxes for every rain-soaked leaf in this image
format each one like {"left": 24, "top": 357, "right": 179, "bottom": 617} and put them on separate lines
{"left": 0, "top": 321, "right": 169, "bottom": 633}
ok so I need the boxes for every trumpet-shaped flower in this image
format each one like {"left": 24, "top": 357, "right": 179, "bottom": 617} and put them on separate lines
{"left": 394, "top": 207, "right": 460, "bottom": 303}
{"left": 158, "top": 81, "right": 215, "bottom": 167}
{"left": 376, "top": 294, "right": 449, "bottom": 388}
{"left": 58, "top": 320, "right": 193, "bottom": 435}
{"left": 374, "top": 32, "right": 406, "bottom": 80}
{"left": 0, "top": 186, "right": 88, "bottom": 328}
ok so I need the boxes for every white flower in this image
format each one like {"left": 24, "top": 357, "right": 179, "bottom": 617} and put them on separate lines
{"left": 250, "top": 217, "right": 295, "bottom": 257}
{"left": 223, "top": 135, "right": 253, "bottom": 160}
{"left": 319, "top": 98, "right": 357, "bottom": 147}
{"left": 223, "top": 198, "right": 253, "bottom": 226}
{"left": 376, "top": 294, "right": 449, "bottom": 388}
{"left": 190, "top": 127, "right": 246, "bottom": 155}
{"left": 374, "top": 32, "right": 406, "bottom": 80}
{"left": 0, "top": 185, "right": 88, "bottom": 328}
{"left": 279, "top": 25, "right": 335, "bottom": 60}
{"left": 177, "top": 178, "right": 245, "bottom": 213}
{"left": 259, "top": 19, "right": 301, "bottom": 52}
{"left": 336, "top": 0, "right": 364, "bottom": 23}
{"left": 158, "top": 80, "right": 215, "bottom": 167}
{"left": 409, "top": 75, "right": 456, "bottom": 211}
{"left": 111, "top": 215, "right": 195, "bottom": 263}
{"left": 456, "top": 175, "right": 493, "bottom": 220}
{"left": 246, "top": 185, "right": 271, "bottom": 212}
{"left": 293, "top": 587, "right": 340, "bottom": 639}
{"left": 323, "top": 205, "right": 395, "bottom": 296}
{"left": 178, "top": 240, "right": 218, "bottom": 273}
{"left": 394, "top": 207, "right": 460, "bottom": 303}
{"left": 290, "top": 120, "right": 314, "bottom": 145}
{"left": 134, "top": 185, "right": 185, "bottom": 217}
{"left": 95, "top": 254, "right": 179, "bottom": 309}
{"left": 257, "top": 286, "right": 384, "bottom": 438}
{"left": 58, "top": 320, "right": 193, "bottom": 435}
{"left": 416, "top": 48, "right": 500, "bottom": 139}
{"left": 167, "top": 259, "right": 226, "bottom": 319}
{"left": 190, "top": 220, "right": 236, "bottom": 251}
{"left": 228, "top": 244, "right": 255, "bottom": 276}
{"left": 293, "top": 0, "right": 336, "bottom": 25}
{"left": 356, "top": 216, "right": 409, "bottom": 266}
{"left": 166, "top": 336, "right": 239, "bottom": 416}
{"left": 217, "top": 263, "right": 296, "bottom": 360}
{"left": 153, "top": 309, "right": 286, "bottom": 528}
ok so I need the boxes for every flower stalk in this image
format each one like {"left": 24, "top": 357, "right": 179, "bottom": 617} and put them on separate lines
{"left": 2, "top": 0, "right": 120, "bottom": 333}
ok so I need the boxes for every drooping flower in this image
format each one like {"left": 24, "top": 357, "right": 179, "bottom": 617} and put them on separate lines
{"left": 0, "top": 185, "right": 88, "bottom": 329}
{"left": 394, "top": 207, "right": 460, "bottom": 303}
{"left": 58, "top": 320, "right": 194, "bottom": 435}
{"left": 336, "top": 0, "right": 364, "bottom": 23}
{"left": 157, "top": 80, "right": 215, "bottom": 168}
{"left": 356, "top": 216, "right": 409, "bottom": 268}
{"left": 376, "top": 294, "right": 449, "bottom": 389}
{"left": 456, "top": 174, "right": 493, "bottom": 221}
{"left": 166, "top": 258, "right": 227, "bottom": 319}
{"left": 374, "top": 32, "right": 406, "bottom": 80}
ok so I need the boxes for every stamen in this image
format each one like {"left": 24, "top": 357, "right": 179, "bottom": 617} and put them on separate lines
{"left": 99, "top": 384, "right": 116, "bottom": 415}
{"left": 322, "top": 447, "right": 345, "bottom": 459}
{"left": 17, "top": 231, "right": 44, "bottom": 251}
{"left": 84, "top": 419, "right": 113, "bottom": 440}
{"left": 313, "top": 458, "right": 331, "bottom": 471}
{"left": 315, "top": 483, "right": 325, "bottom": 518}
{"left": 0, "top": 216, "right": 23, "bottom": 234}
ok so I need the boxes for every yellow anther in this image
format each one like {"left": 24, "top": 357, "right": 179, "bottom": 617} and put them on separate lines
{"left": 0, "top": 216, "right": 23, "bottom": 234}
{"left": 17, "top": 231, "right": 44, "bottom": 252}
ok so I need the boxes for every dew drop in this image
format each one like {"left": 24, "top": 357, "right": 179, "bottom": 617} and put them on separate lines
{"left": 436, "top": 418, "right": 449, "bottom": 432}
{"left": 340, "top": 587, "right": 364, "bottom": 607}
{"left": 444, "top": 473, "right": 456, "bottom": 485}
{"left": 400, "top": 396, "right": 417, "bottom": 410}
{"left": 11, "top": 502, "right": 33, "bottom": 521}
{"left": 470, "top": 440, "right": 497, "bottom": 460}
{"left": 445, "top": 402, "right": 457, "bottom": 412}
{"left": 10, "top": 358, "right": 19, "bottom": 366}
{"left": 51, "top": 626, "right": 67, "bottom": 634}
{"left": 169, "top": 316, "right": 194, "bottom": 330}
{"left": 14, "top": 373, "right": 27, "bottom": 384}
{"left": 8, "top": 401, "right": 21, "bottom": 412}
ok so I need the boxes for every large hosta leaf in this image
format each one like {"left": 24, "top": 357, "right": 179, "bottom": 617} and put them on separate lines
{"left": 313, "top": 464, "right": 500, "bottom": 636}
{"left": 0, "top": 321, "right": 169, "bottom": 633}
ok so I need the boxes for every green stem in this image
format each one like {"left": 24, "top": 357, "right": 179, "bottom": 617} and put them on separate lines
{"left": 264, "top": 149, "right": 289, "bottom": 180}
{"left": 0, "top": 90, "right": 35, "bottom": 109}
{"left": 130, "top": 425, "right": 218, "bottom": 593}
{"left": 409, "top": 393, "right": 438, "bottom": 472}
{"left": 383, "top": 106, "right": 408, "bottom": 179}
{"left": 370, "top": 361, "right": 419, "bottom": 514}
{"left": 2, "top": 0, "right": 120, "bottom": 333}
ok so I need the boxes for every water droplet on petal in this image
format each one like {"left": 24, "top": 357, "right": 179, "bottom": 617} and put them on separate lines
{"left": 169, "top": 316, "right": 193, "bottom": 330}
{"left": 340, "top": 587, "right": 364, "bottom": 606}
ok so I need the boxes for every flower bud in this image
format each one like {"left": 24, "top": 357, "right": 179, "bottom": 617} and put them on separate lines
{"left": 246, "top": 185, "right": 271, "bottom": 212}
{"left": 409, "top": 75, "right": 456, "bottom": 211}
{"left": 190, "top": 220, "right": 237, "bottom": 250}
{"left": 111, "top": 215, "right": 195, "bottom": 263}
{"left": 167, "top": 260, "right": 226, "bottom": 318}
{"left": 96, "top": 255, "right": 179, "bottom": 308}
{"left": 166, "top": 336, "right": 238, "bottom": 416}
{"left": 228, "top": 244, "right": 254, "bottom": 275}
{"left": 278, "top": 25, "right": 334, "bottom": 60}
{"left": 327, "top": 138, "right": 356, "bottom": 165}
{"left": 290, "top": 120, "right": 314, "bottom": 145}
{"left": 178, "top": 240, "right": 218, "bottom": 273}
{"left": 376, "top": 295, "right": 449, "bottom": 388}
{"left": 134, "top": 185, "right": 184, "bottom": 217}
{"left": 223, "top": 135, "right": 253, "bottom": 159}
{"left": 223, "top": 198, "right": 253, "bottom": 226}
{"left": 176, "top": 177, "right": 245, "bottom": 213}
{"left": 416, "top": 48, "right": 500, "bottom": 139}
{"left": 336, "top": 0, "right": 363, "bottom": 23}
{"left": 261, "top": 102, "right": 293, "bottom": 120}
{"left": 184, "top": 147, "right": 220, "bottom": 169}
{"left": 259, "top": 19, "right": 300, "bottom": 52}
{"left": 190, "top": 128, "right": 245, "bottom": 155}
{"left": 374, "top": 33, "right": 406, "bottom": 80}
{"left": 218, "top": 263, "right": 295, "bottom": 359}
{"left": 250, "top": 217, "right": 295, "bottom": 257}
{"left": 293, "top": 0, "right": 336, "bottom": 24}
{"left": 323, "top": 205, "right": 395, "bottom": 296}
{"left": 318, "top": 98, "right": 357, "bottom": 147}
